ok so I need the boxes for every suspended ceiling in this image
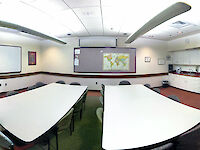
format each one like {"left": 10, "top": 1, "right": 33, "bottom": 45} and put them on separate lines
{"left": 0, "top": 0, "right": 200, "bottom": 41}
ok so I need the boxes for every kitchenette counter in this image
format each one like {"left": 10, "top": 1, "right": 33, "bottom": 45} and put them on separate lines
{"left": 169, "top": 73, "right": 200, "bottom": 94}
{"left": 171, "top": 71, "right": 200, "bottom": 78}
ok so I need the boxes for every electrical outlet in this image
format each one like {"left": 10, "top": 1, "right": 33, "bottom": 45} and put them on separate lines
{"left": 5, "top": 83, "right": 7, "bottom": 86}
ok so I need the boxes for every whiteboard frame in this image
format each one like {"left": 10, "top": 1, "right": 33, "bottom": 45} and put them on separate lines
{"left": 0, "top": 44, "right": 22, "bottom": 74}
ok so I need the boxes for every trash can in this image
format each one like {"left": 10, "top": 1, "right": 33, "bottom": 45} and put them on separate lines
{"left": 162, "top": 80, "right": 169, "bottom": 88}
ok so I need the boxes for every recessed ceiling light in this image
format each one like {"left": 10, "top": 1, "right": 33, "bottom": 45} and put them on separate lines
{"left": 177, "top": 31, "right": 183, "bottom": 34}
{"left": 148, "top": 35, "right": 154, "bottom": 38}
{"left": 82, "top": 11, "right": 94, "bottom": 16}
{"left": 170, "top": 21, "right": 191, "bottom": 29}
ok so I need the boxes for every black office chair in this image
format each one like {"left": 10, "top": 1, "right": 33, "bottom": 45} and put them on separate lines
{"left": 70, "top": 82, "right": 81, "bottom": 85}
{"left": 144, "top": 84, "right": 151, "bottom": 88}
{"left": 0, "top": 131, "right": 14, "bottom": 150}
{"left": 0, "top": 131, "right": 41, "bottom": 150}
{"left": 175, "top": 124, "right": 200, "bottom": 149}
{"left": 56, "top": 80, "right": 65, "bottom": 84}
{"left": 81, "top": 90, "right": 88, "bottom": 110}
{"left": 153, "top": 88, "right": 160, "bottom": 94}
{"left": 27, "top": 85, "right": 37, "bottom": 91}
{"left": 35, "top": 82, "right": 46, "bottom": 88}
{"left": 168, "top": 95, "right": 180, "bottom": 103}
{"left": 52, "top": 108, "right": 74, "bottom": 150}
{"left": 72, "top": 99, "right": 83, "bottom": 131}
{"left": 152, "top": 143, "right": 174, "bottom": 150}
{"left": 6, "top": 91, "right": 18, "bottom": 97}
{"left": 100, "top": 84, "right": 105, "bottom": 96}
{"left": 119, "top": 80, "right": 131, "bottom": 85}
{"left": 57, "top": 108, "right": 74, "bottom": 135}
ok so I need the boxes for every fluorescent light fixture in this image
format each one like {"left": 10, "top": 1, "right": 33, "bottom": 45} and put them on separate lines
{"left": 0, "top": 20, "right": 66, "bottom": 44}
{"left": 125, "top": 2, "right": 191, "bottom": 43}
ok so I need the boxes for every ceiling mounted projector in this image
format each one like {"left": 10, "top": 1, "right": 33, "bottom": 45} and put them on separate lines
{"left": 125, "top": 2, "right": 191, "bottom": 43}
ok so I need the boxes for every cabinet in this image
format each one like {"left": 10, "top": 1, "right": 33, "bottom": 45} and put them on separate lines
{"left": 172, "top": 49, "right": 200, "bottom": 65}
{"left": 169, "top": 73, "right": 200, "bottom": 93}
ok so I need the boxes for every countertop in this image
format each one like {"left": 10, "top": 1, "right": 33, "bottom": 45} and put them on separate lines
{"left": 171, "top": 71, "right": 200, "bottom": 78}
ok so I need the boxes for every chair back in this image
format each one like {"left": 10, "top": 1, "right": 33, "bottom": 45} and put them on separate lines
{"left": 100, "top": 84, "right": 105, "bottom": 96}
{"left": 168, "top": 95, "right": 180, "bottom": 102}
{"left": 144, "top": 84, "right": 151, "bottom": 88}
{"left": 119, "top": 80, "right": 131, "bottom": 85}
{"left": 0, "top": 131, "right": 14, "bottom": 150}
{"left": 56, "top": 80, "right": 65, "bottom": 84}
{"left": 57, "top": 108, "right": 74, "bottom": 131}
{"left": 153, "top": 88, "right": 160, "bottom": 94}
{"left": 73, "top": 99, "right": 83, "bottom": 113}
{"left": 70, "top": 82, "right": 81, "bottom": 85}
{"left": 6, "top": 91, "right": 18, "bottom": 97}
{"left": 27, "top": 85, "right": 37, "bottom": 91}
{"left": 96, "top": 107, "right": 103, "bottom": 123}
{"left": 81, "top": 90, "right": 88, "bottom": 103}
{"left": 176, "top": 124, "right": 200, "bottom": 149}
{"left": 35, "top": 82, "right": 46, "bottom": 88}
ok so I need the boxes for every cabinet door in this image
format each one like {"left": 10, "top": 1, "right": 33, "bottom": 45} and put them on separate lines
{"left": 196, "top": 49, "right": 200, "bottom": 65}
{"left": 189, "top": 50, "right": 197, "bottom": 65}
{"left": 184, "top": 50, "right": 191, "bottom": 64}
{"left": 172, "top": 52, "right": 179, "bottom": 64}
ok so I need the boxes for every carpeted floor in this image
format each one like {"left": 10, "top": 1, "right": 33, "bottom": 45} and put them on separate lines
{"left": 49, "top": 95, "right": 102, "bottom": 150}
{"left": 160, "top": 86, "right": 200, "bottom": 109}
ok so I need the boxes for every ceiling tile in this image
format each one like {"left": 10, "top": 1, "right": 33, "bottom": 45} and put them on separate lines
{"left": 52, "top": 9, "right": 89, "bottom": 36}
{"left": 21, "top": 0, "right": 70, "bottom": 14}
{"left": 63, "top": 0, "right": 100, "bottom": 8}
{"left": 73, "top": 7, "right": 103, "bottom": 35}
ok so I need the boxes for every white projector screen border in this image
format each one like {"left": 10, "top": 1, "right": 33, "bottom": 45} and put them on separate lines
{"left": 0, "top": 45, "right": 22, "bottom": 74}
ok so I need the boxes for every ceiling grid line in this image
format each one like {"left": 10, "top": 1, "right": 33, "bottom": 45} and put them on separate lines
{"left": 99, "top": 0, "right": 104, "bottom": 35}
{"left": 62, "top": 0, "right": 91, "bottom": 36}
{"left": 20, "top": 1, "right": 75, "bottom": 37}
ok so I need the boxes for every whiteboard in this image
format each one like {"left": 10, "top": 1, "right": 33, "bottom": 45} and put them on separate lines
{"left": 0, "top": 45, "right": 21, "bottom": 73}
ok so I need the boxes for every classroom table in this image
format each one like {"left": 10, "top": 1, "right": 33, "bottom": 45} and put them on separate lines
{"left": 0, "top": 83, "right": 87, "bottom": 144}
{"left": 102, "top": 84, "right": 200, "bottom": 150}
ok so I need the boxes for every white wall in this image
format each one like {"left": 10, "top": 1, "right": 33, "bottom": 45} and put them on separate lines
{"left": 0, "top": 32, "right": 170, "bottom": 91}
{"left": 168, "top": 33, "right": 200, "bottom": 51}
{"left": 41, "top": 37, "right": 169, "bottom": 75}
{"left": 40, "top": 74, "right": 168, "bottom": 90}
{"left": 0, "top": 31, "right": 42, "bottom": 74}
{"left": 0, "top": 31, "right": 43, "bottom": 92}
{"left": 39, "top": 37, "right": 169, "bottom": 90}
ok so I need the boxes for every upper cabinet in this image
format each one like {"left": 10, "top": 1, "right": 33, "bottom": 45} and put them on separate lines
{"left": 172, "top": 49, "right": 200, "bottom": 65}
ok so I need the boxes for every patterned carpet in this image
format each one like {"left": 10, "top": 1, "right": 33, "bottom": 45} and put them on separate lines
{"left": 160, "top": 86, "right": 200, "bottom": 109}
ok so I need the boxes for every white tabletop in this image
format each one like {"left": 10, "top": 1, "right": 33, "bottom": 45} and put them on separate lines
{"left": 0, "top": 83, "right": 87, "bottom": 142}
{"left": 102, "top": 84, "right": 200, "bottom": 150}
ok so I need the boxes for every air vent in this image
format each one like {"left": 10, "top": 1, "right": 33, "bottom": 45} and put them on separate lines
{"left": 170, "top": 21, "right": 190, "bottom": 29}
